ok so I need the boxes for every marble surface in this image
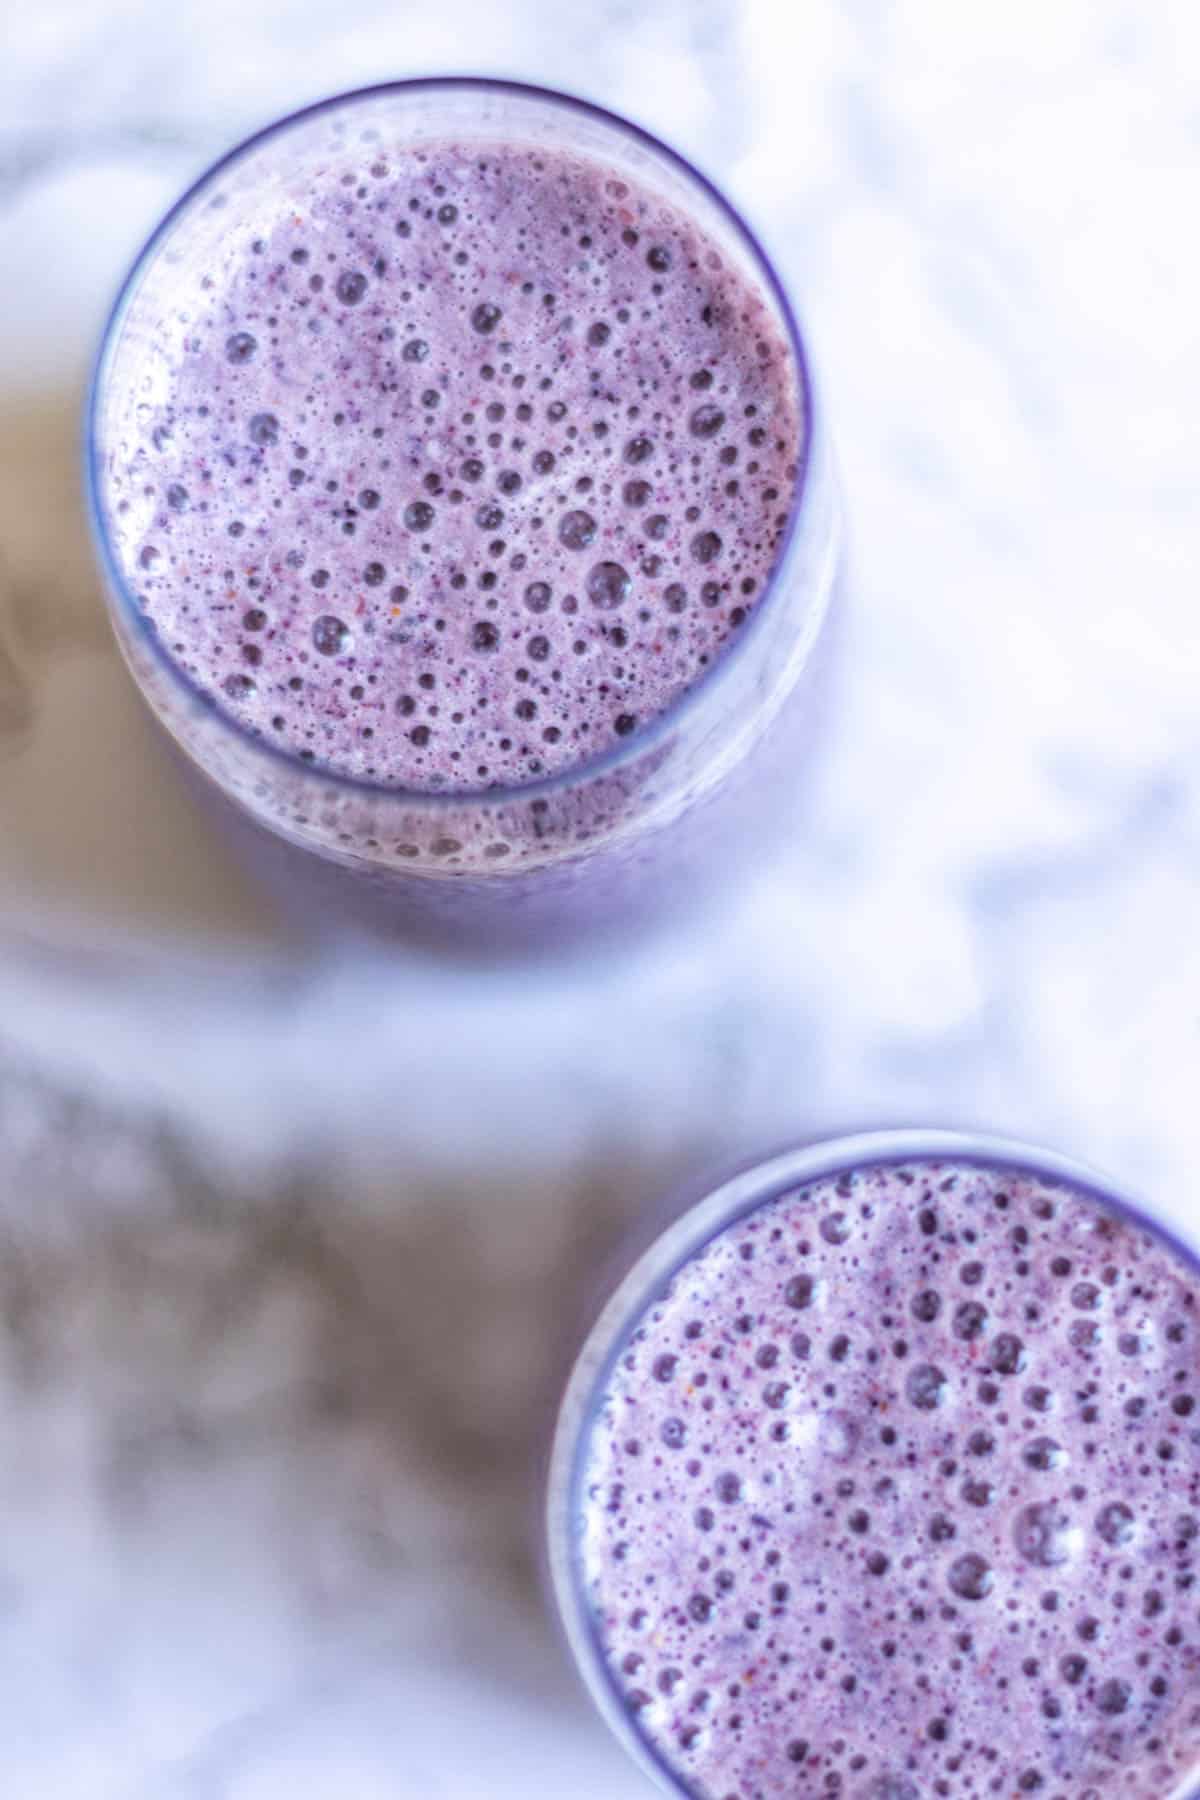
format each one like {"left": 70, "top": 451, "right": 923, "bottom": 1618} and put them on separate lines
{"left": 3, "top": 1, "right": 1200, "bottom": 1793}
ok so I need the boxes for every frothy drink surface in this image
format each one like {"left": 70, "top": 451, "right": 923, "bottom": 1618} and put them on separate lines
{"left": 102, "top": 141, "right": 800, "bottom": 791}
{"left": 576, "top": 1160, "right": 1200, "bottom": 1798}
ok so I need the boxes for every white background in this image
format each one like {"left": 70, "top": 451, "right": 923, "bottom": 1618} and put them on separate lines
{"left": 2, "top": 2, "right": 1200, "bottom": 1794}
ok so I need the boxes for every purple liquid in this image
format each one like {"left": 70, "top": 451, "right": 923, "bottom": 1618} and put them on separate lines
{"left": 576, "top": 1159, "right": 1200, "bottom": 1797}
{"left": 101, "top": 140, "right": 800, "bottom": 805}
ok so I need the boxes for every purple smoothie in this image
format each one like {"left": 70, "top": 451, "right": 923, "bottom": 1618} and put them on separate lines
{"left": 100, "top": 139, "right": 800, "bottom": 806}
{"left": 573, "top": 1157, "right": 1200, "bottom": 1798}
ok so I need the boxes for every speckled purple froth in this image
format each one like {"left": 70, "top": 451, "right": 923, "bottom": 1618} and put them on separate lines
{"left": 101, "top": 139, "right": 800, "bottom": 791}
{"left": 576, "top": 1160, "right": 1200, "bottom": 1798}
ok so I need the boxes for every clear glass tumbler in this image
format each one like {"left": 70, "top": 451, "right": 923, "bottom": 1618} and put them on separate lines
{"left": 86, "top": 79, "right": 840, "bottom": 950}
{"left": 546, "top": 1130, "right": 1200, "bottom": 1798}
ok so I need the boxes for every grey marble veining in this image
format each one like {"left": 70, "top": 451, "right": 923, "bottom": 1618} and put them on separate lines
{"left": 2, "top": 1, "right": 1200, "bottom": 1793}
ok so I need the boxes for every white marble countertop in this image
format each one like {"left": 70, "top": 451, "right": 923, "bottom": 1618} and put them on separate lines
{"left": 3, "top": 2, "right": 1200, "bottom": 1794}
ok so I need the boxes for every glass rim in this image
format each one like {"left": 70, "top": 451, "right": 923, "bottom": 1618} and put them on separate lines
{"left": 84, "top": 75, "right": 826, "bottom": 813}
{"left": 546, "top": 1127, "right": 1200, "bottom": 1800}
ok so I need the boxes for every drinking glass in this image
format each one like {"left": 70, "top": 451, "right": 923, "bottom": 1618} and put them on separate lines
{"left": 87, "top": 80, "right": 841, "bottom": 948}
{"left": 546, "top": 1130, "right": 1200, "bottom": 1798}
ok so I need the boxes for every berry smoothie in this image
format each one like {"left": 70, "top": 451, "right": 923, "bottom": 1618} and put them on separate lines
{"left": 98, "top": 134, "right": 803, "bottom": 839}
{"left": 569, "top": 1155, "right": 1200, "bottom": 1798}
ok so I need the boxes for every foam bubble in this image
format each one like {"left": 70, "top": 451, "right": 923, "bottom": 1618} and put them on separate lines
{"left": 1014, "top": 1501, "right": 1082, "bottom": 1567}
{"left": 559, "top": 511, "right": 597, "bottom": 551}
{"left": 312, "top": 615, "right": 351, "bottom": 656}
{"left": 947, "top": 1552, "right": 993, "bottom": 1601}
{"left": 906, "top": 1363, "right": 946, "bottom": 1410}
{"left": 587, "top": 562, "right": 629, "bottom": 609}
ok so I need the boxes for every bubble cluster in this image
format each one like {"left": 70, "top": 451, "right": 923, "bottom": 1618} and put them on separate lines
{"left": 104, "top": 138, "right": 801, "bottom": 792}
{"left": 578, "top": 1157, "right": 1200, "bottom": 1799}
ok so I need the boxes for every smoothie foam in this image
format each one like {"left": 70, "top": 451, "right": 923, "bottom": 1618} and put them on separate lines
{"left": 575, "top": 1159, "right": 1200, "bottom": 1798}
{"left": 99, "top": 139, "right": 801, "bottom": 795}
